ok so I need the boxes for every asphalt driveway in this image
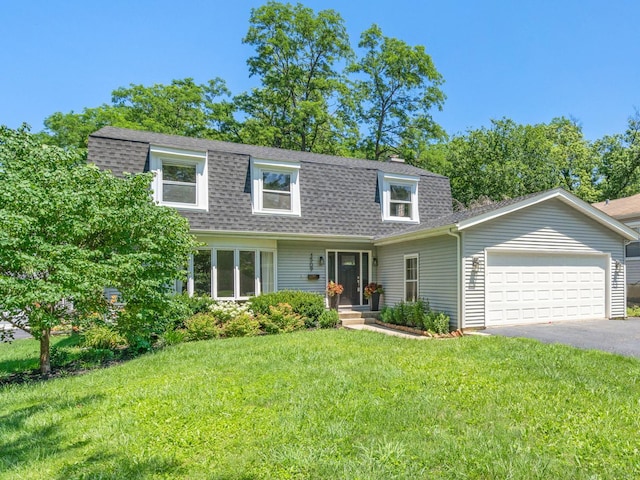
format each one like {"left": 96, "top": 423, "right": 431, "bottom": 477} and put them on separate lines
{"left": 484, "top": 318, "right": 640, "bottom": 358}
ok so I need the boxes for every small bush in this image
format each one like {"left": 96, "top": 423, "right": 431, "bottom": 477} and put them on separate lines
{"left": 160, "top": 328, "right": 188, "bottom": 346}
{"left": 210, "top": 301, "right": 252, "bottom": 322}
{"left": 81, "top": 324, "right": 127, "bottom": 350}
{"left": 627, "top": 305, "right": 640, "bottom": 317}
{"left": 318, "top": 309, "right": 340, "bottom": 329}
{"left": 221, "top": 312, "right": 261, "bottom": 338}
{"left": 380, "top": 300, "right": 450, "bottom": 334}
{"left": 258, "top": 303, "right": 305, "bottom": 334}
{"left": 430, "top": 312, "right": 450, "bottom": 334}
{"left": 249, "top": 291, "right": 324, "bottom": 327}
{"left": 184, "top": 313, "right": 222, "bottom": 341}
{"left": 51, "top": 346, "right": 115, "bottom": 368}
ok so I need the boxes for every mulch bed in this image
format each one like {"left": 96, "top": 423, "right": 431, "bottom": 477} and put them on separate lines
{"left": 374, "top": 320, "right": 464, "bottom": 338}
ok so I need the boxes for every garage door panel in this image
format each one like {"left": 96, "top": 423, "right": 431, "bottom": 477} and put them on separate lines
{"left": 486, "top": 252, "right": 607, "bottom": 326}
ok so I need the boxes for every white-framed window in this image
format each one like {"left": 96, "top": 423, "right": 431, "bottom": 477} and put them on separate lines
{"left": 177, "top": 249, "right": 276, "bottom": 300}
{"left": 379, "top": 172, "right": 419, "bottom": 222}
{"left": 251, "top": 159, "right": 301, "bottom": 215}
{"left": 149, "top": 145, "right": 208, "bottom": 211}
{"left": 404, "top": 254, "right": 419, "bottom": 302}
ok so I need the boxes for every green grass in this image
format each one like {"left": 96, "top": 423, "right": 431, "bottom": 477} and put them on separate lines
{"left": 1, "top": 330, "right": 640, "bottom": 479}
{"left": 0, "top": 335, "right": 80, "bottom": 378}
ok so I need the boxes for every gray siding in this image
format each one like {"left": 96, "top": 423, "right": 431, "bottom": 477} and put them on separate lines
{"left": 377, "top": 235, "right": 458, "bottom": 327}
{"left": 276, "top": 241, "right": 375, "bottom": 295}
{"left": 462, "top": 199, "right": 627, "bottom": 327}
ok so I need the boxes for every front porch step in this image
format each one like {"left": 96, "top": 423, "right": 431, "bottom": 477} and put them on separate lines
{"left": 339, "top": 309, "right": 379, "bottom": 326}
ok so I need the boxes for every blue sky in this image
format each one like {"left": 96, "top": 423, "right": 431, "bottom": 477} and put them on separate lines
{"left": 2, "top": 0, "right": 639, "bottom": 140}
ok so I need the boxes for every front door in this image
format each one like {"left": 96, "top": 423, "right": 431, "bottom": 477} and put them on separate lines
{"left": 327, "top": 251, "right": 370, "bottom": 306}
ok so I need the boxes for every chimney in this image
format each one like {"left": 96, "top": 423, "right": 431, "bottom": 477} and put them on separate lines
{"left": 388, "top": 154, "right": 405, "bottom": 163}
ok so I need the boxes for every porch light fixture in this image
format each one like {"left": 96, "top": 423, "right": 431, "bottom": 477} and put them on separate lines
{"left": 472, "top": 256, "right": 480, "bottom": 271}
{"left": 615, "top": 259, "right": 623, "bottom": 271}
{"left": 373, "top": 257, "right": 378, "bottom": 267}
{"left": 319, "top": 256, "right": 324, "bottom": 266}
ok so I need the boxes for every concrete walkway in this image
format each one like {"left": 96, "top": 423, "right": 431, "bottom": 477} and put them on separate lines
{"left": 484, "top": 317, "right": 640, "bottom": 358}
{"left": 344, "top": 322, "right": 431, "bottom": 339}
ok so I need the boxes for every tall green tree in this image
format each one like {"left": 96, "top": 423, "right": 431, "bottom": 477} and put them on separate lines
{"left": 43, "top": 78, "right": 236, "bottom": 149}
{"left": 347, "top": 24, "right": 446, "bottom": 161}
{"left": 593, "top": 110, "right": 640, "bottom": 200}
{"left": 444, "top": 118, "right": 597, "bottom": 206}
{"left": 0, "top": 125, "right": 196, "bottom": 374}
{"left": 236, "top": 1, "right": 354, "bottom": 153}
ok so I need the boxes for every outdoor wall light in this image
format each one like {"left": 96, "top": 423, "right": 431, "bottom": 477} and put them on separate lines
{"left": 615, "top": 259, "right": 623, "bottom": 271}
{"left": 309, "top": 253, "right": 314, "bottom": 271}
{"left": 319, "top": 255, "right": 325, "bottom": 266}
{"left": 373, "top": 257, "right": 378, "bottom": 267}
{"left": 472, "top": 256, "right": 480, "bottom": 271}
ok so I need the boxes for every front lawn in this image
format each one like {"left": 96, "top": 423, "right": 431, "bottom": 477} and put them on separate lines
{"left": 1, "top": 330, "right": 639, "bottom": 479}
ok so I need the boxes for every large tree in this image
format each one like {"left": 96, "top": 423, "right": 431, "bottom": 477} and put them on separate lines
{"left": 443, "top": 117, "right": 597, "bottom": 206}
{"left": 236, "top": 1, "right": 354, "bottom": 153}
{"left": 0, "top": 126, "right": 196, "bottom": 374}
{"left": 593, "top": 110, "right": 640, "bottom": 200}
{"left": 43, "top": 78, "right": 236, "bottom": 149}
{"left": 347, "top": 24, "right": 446, "bottom": 161}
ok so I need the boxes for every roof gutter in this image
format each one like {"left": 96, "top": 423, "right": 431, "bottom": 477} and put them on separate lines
{"left": 446, "top": 228, "right": 463, "bottom": 331}
{"left": 188, "top": 229, "right": 374, "bottom": 243}
{"left": 373, "top": 224, "right": 456, "bottom": 247}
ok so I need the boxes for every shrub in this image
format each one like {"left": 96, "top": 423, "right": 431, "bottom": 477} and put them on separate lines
{"left": 249, "top": 291, "right": 324, "bottom": 327}
{"left": 431, "top": 312, "right": 451, "bottom": 334}
{"left": 380, "top": 306, "right": 393, "bottom": 324}
{"left": 81, "top": 324, "right": 128, "bottom": 350}
{"left": 379, "top": 299, "right": 450, "bottom": 334}
{"left": 258, "top": 303, "right": 306, "bottom": 334}
{"left": 184, "top": 313, "right": 222, "bottom": 341}
{"left": 160, "top": 328, "right": 188, "bottom": 346}
{"left": 318, "top": 309, "right": 340, "bottom": 329}
{"left": 210, "top": 301, "right": 252, "bottom": 322}
{"left": 627, "top": 305, "right": 640, "bottom": 317}
{"left": 221, "top": 312, "right": 261, "bottom": 338}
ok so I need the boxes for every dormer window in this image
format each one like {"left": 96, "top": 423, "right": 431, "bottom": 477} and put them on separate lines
{"left": 251, "top": 159, "right": 301, "bottom": 215}
{"left": 150, "top": 145, "right": 208, "bottom": 211}
{"left": 379, "top": 172, "right": 419, "bottom": 223}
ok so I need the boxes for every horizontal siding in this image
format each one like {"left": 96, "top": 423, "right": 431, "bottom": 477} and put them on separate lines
{"left": 463, "top": 199, "right": 628, "bottom": 327}
{"left": 276, "top": 241, "right": 374, "bottom": 295}
{"left": 627, "top": 259, "right": 640, "bottom": 285}
{"left": 378, "top": 235, "right": 458, "bottom": 327}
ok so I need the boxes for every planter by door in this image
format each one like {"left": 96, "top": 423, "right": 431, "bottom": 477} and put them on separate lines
{"left": 370, "top": 293, "right": 380, "bottom": 311}
{"left": 329, "top": 294, "right": 341, "bottom": 310}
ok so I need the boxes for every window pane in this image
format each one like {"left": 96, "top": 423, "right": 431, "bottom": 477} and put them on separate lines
{"left": 217, "top": 250, "right": 234, "bottom": 297}
{"left": 193, "top": 251, "right": 211, "bottom": 295}
{"left": 627, "top": 242, "right": 640, "bottom": 257}
{"left": 163, "top": 184, "right": 196, "bottom": 204}
{"left": 263, "top": 172, "right": 291, "bottom": 191}
{"left": 263, "top": 191, "right": 292, "bottom": 210}
{"left": 406, "top": 282, "right": 417, "bottom": 302}
{"left": 390, "top": 184, "right": 411, "bottom": 201}
{"left": 239, "top": 251, "right": 256, "bottom": 297}
{"left": 390, "top": 202, "right": 411, "bottom": 217}
{"left": 260, "top": 251, "right": 275, "bottom": 294}
{"left": 164, "top": 164, "right": 196, "bottom": 183}
{"left": 406, "top": 257, "right": 418, "bottom": 281}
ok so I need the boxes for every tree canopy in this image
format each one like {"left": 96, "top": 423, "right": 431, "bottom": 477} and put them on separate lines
{"left": 0, "top": 126, "right": 196, "bottom": 374}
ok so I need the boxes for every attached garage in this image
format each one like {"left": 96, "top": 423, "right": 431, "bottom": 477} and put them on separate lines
{"left": 485, "top": 251, "right": 607, "bottom": 326}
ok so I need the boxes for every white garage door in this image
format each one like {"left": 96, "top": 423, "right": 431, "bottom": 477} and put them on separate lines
{"left": 486, "top": 252, "right": 607, "bottom": 326}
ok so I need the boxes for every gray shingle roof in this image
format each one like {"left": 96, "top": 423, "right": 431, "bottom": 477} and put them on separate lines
{"left": 88, "top": 127, "right": 454, "bottom": 237}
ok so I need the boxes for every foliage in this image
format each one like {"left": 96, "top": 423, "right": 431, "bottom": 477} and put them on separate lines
{"left": 50, "top": 345, "right": 115, "bottom": 368}
{"left": 326, "top": 281, "right": 344, "bottom": 297}
{"left": 257, "top": 303, "right": 305, "bottom": 334}
{"left": 627, "top": 305, "right": 640, "bottom": 317}
{"left": 442, "top": 117, "right": 600, "bottom": 206}
{"left": 160, "top": 328, "right": 188, "bottom": 346}
{"left": 183, "top": 313, "right": 222, "bottom": 341}
{"left": 43, "top": 78, "right": 237, "bottom": 149}
{"left": 318, "top": 309, "right": 340, "bottom": 329}
{"left": 248, "top": 290, "right": 325, "bottom": 327}
{"left": 209, "top": 301, "right": 253, "bottom": 322}
{"left": 81, "top": 324, "right": 127, "bottom": 350}
{"left": 347, "top": 24, "right": 445, "bottom": 161}
{"left": 0, "top": 125, "right": 196, "bottom": 373}
{"left": 222, "top": 312, "right": 261, "bottom": 338}
{"left": 363, "top": 282, "right": 384, "bottom": 298}
{"left": 237, "top": 1, "right": 354, "bottom": 154}
{"left": 2, "top": 331, "right": 640, "bottom": 478}
{"left": 379, "top": 299, "right": 450, "bottom": 333}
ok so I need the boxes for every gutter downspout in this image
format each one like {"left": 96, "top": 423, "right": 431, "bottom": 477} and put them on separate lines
{"left": 446, "top": 229, "right": 462, "bottom": 331}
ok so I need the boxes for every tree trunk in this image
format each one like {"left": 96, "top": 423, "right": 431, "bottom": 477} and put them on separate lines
{"left": 40, "top": 327, "right": 51, "bottom": 376}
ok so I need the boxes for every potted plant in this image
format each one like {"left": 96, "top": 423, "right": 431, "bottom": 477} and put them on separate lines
{"left": 326, "top": 281, "right": 344, "bottom": 310}
{"left": 364, "top": 282, "right": 384, "bottom": 311}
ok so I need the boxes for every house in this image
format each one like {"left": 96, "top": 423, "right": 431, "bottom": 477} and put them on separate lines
{"left": 593, "top": 194, "right": 640, "bottom": 304}
{"left": 88, "top": 127, "right": 638, "bottom": 329}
